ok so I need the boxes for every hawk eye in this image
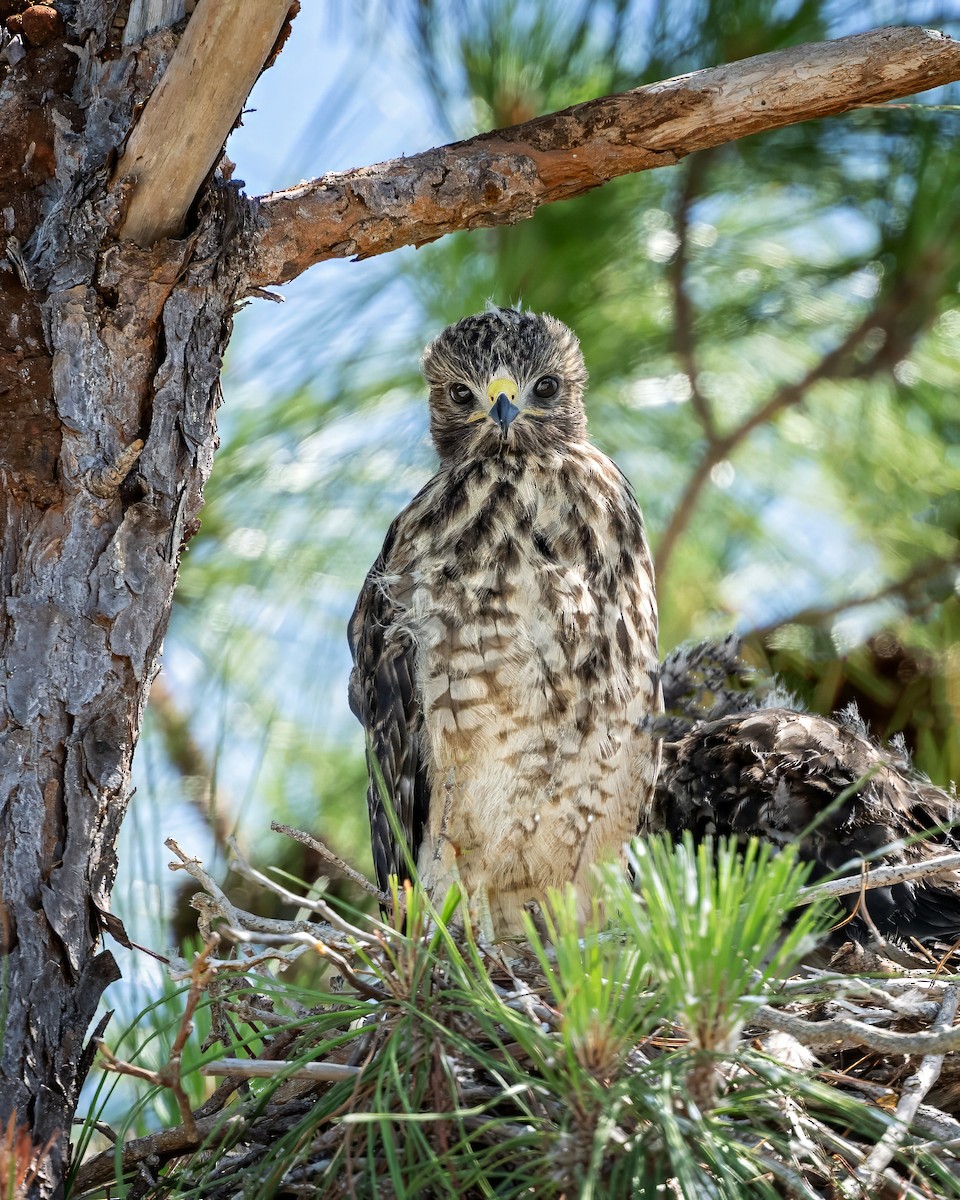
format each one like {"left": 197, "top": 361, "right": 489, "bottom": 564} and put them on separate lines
{"left": 533, "top": 375, "right": 559, "bottom": 400}
{"left": 449, "top": 383, "right": 474, "bottom": 405}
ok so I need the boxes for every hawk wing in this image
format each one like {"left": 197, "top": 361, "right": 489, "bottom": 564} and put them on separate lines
{"left": 658, "top": 707, "right": 960, "bottom": 946}
{"left": 348, "top": 519, "right": 431, "bottom": 900}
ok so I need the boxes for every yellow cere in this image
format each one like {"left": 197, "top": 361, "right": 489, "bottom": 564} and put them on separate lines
{"left": 487, "top": 376, "right": 519, "bottom": 405}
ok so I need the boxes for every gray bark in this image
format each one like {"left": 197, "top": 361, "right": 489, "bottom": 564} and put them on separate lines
{"left": 0, "top": 6, "right": 252, "bottom": 1194}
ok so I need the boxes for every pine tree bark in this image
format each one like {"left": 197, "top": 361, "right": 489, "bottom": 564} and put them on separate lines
{"left": 0, "top": 5, "right": 256, "bottom": 1193}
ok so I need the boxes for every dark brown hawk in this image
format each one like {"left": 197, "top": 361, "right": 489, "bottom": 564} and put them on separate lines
{"left": 654, "top": 641, "right": 960, "bottom": 951}
{"left": 349, "top": 308, "right": 660, "bottom": 937}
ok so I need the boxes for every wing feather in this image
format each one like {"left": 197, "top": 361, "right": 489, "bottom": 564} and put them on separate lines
{"left": 658, "top": 707, "right": 960, "bottom": 947}
{"left": 348, "top": 520, "right": 430, "bottom": 898}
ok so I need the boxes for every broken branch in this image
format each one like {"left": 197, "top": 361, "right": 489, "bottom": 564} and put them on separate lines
{"left": 115, "top": 0, "right": 294, "bottom": 246}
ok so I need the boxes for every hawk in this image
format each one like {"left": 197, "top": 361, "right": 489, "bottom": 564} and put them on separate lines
{"left": 654, "top": 641, "right": 960, "bottom": 951}
{"left": 348, "top": 308, "right": 660, "bottom": 938}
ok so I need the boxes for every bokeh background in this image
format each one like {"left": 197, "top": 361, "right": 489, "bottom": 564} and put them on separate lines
{"left": 117, "top": 0, "right": 960, "bottom": 1001}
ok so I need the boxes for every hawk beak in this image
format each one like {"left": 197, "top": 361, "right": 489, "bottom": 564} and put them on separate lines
{"left": 487, "top": 376, "right": 521, "bottom": 436}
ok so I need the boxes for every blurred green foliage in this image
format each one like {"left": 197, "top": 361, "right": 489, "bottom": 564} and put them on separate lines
{"left": 127, "top": 0, "right": 960, "bottom": 949}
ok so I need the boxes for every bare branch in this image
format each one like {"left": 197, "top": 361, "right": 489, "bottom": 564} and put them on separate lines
{"left": 200, "top": 1057, "right": 360, "bottom": 1083}
{"left": 166, "top": 837, "right": 253, "bottom": 950}
{"left": 229, "top": 834, "right": 383, "bottom": 945}
{"left": 72, "top": 1110, "right": 248, "bottom": 1194}
{"left": 796, "top": 853, "right": 960, "bottom": 906}
{"left": 271, "top": 821, "right": 391, "bottom": 906}
{"left": 98, "top": 941, "right": 219, "bottom": 1141}
{"left": 654, "top": 306, "right": 877, "bottom": 580}
{"left": 114, "top": 0, "right": 295, "bottom": 245}
{"left": 224, "top": 926, "right": 390, "bottom": 1002}
{"left": 801, "top": 1120, "right": 932, "bottom": 1200}
{"left": 746, "top": 555, "right": 959, "bottom": 641}
{"left": 249, "top": 26, "right": 960, "bottom": 289}
{"left": 754, "top": 1002, "right": 960, "bottom": 1054}
{"left": 843, "top": 984, "right": 960, "bottom": 1197}
{"left": 816, "top": 1070, "right": 960, "bottom": 1142}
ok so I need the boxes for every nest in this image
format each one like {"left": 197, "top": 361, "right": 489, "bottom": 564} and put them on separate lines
{"left": 72, "top": 827, "right": 960, "bottom": 1200}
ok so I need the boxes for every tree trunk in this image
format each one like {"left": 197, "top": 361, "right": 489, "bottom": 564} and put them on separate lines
{"left": 0, "top": 6, "right": 251, "bottom": 1193}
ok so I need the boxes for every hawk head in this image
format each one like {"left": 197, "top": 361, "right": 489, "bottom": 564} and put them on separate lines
{"left": 421, "top": 308, "right": 589, "bottom": 463}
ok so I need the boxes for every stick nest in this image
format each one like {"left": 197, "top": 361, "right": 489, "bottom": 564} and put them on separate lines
{"left": 73, "top": 829, "right": 960, "bottom": 1200}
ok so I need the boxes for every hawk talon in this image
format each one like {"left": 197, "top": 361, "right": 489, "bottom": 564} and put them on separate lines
{"left": 468, "top": 886, "right": 497, "bottom": 949}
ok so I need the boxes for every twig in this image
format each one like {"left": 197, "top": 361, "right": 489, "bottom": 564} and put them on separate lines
{"left": 169, "top": 835, "right": 378, "bottom": 956}
{"left": 196, "top": 903, "right": 333, "bottom": 939}
{"left": 781, "top": 967, "right": 952, "bottom": 994}
{"left": 820, "top": 998, "right": 938, "bottom": 1028}
{"left": 655, "top": 306, "right": 877, "bottom": 580}
{"left": 819, "top": 1070, "right": 960, "bottom": 1144}
{"left": 753, "top": 1000, "right": 960, "bottom": 1053}
{"left": 230, "top": 835, "right": 382, "bottom": 944}
{"left": 795, "top": 852, "right": 960, "bottom": 905}
{"left": 200, "top": 1057, "right": 360, "bottom": 1083}
{"left": 818, "top": 1070, "right": 897, "bottom": 1102}
{"left": 854, "top": 874, "right": 893, "bottom": 953}
{"left": 232, "top": 830, "right": 332, "bottom": 929}
{"left": 166, "top": 838, "right": 255, "bottom": 955}
{"left": 182, "top": 940, "right": 312, "bottom": 974}
{"left": 843, "top": 989, "right": 943, "bottom": 1019}
{"left": 801, "top": 1119, "right": 931, "bottom": 1200}
{"left": 225, "top": 927, "right": 389, "bottom": 1003}
{"left": 71, "top": 1118, "right": 117, "bottom": 1141}
{"left": 225, "top": 999, "right": 304, "bottom": 1028}
{"left": 271, "top": 822, "right": 390, "bottom": 906}
{"left": 98, "top": 940, "right": 219, "bottom": 1140}
{"left": 843, "top": 983, "right": 960, "bottom": 1196}
{"left": 729, "top": 1134, "right": 828, "bottom": 1200}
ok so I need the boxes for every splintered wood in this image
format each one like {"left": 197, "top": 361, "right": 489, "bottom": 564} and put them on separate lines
{"left": 114, "top": 0, "right": 293, "bottom": 245}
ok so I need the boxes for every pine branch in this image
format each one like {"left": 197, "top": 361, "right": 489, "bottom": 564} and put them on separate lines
{"left": 654, "top": 306, "right": 880, "bottom": 579}
{"left": 248, "top": 26, "right": 960, "bottom": 289}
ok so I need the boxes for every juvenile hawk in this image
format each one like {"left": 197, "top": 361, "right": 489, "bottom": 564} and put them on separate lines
{"left": 654, "top": 640, "right": 960, "bottom": 950}
{"left": 348, "top": 308, "right": 659, "bottom": 937}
